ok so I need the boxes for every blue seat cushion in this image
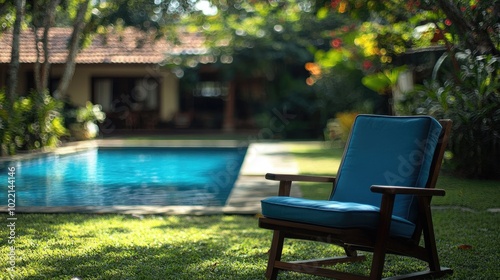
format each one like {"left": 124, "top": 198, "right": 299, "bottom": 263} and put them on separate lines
{"left": 331, "top": 115, "right": 442, "bottom": 223}
{"left": 261, "top": 196, "right": 416, "bottom": 239}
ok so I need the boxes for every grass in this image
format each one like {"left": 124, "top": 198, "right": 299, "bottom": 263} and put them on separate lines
{"left": 0, "top": 141, "right": 499, "bottom": 279}
{"left": 1, "top": 215, "right": 268, "bottom": 279}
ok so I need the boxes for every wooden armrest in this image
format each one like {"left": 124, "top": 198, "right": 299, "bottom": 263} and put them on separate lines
{"left": 370, "top": 185, "right": 446, "bottom": 196}
{"left": 265, "top": 173, "right": 335, "bottom": 197}
{"left": 265, "top": 173, "right": 336, "bottom": 183}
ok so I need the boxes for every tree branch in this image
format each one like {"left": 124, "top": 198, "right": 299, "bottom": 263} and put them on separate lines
{"left": 6, "top": 0, "right": 25, "bottom": 101}
{"left": 54, "top": 0, "right": 90, "bottom": 99}
{"left": 436, "top": 0, "right": 499, "bottom": 55}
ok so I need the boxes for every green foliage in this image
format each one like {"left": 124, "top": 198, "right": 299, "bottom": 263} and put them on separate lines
{"left": 316, "top": 1, "right": 499, "bottom": 177}
{"left": 75, "top": 101, "right": 106, "bottom": 124}
{"left": 67, "top": 101, "right": 106, "bottom": 140}
{"left": 168, "top": 0, "right": 347, "bottom": 75}
{"left": 361, "top": 65, "right": 408, "bottom": 94}
{"left": 334, "top": 0, "right": 499, "bottom": 55}
{"left": 398, "top": 51, "right": 500, "bottom": 179}
{"left": 0, "top": 93, "right": 10, "bottom": 154}
{"left": 0, "top": 89, "right": 25, "bottom": 155}
{"left": 167, "top": 1, "right": 351, "bottom": 138}
{"left": 253, "top": 71, "right": 322, "bottom": 139}
{"left": 312, "top": 0, "right": 499, "bottom": 118}
{"left": 0, "top": 90, "right": 67, "bottom": 155}
{"left": 0, "top": 1, "right": 16, "bottom": 31}
{"left": 311, "top": 62, "right": 380, "bottom": 120}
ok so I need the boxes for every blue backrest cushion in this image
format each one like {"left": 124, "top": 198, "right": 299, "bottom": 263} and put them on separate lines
{"left": 330, "top": 115, "right": 442, "bottom": 222}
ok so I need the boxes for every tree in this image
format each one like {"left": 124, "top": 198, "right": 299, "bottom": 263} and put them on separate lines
{"left": 2, "top": 0, "right": 206, "bottom": 98}
{"left": 5, "top": 0, "right": 25, "bottom": 102}
{"left": 164, "top": 0, "right": 350, "bottom": 135}
{"left": 316, "top": 0, "right": 500, "bottom": 179}
{"left": 324, "top": 0, "right": 499, "bottom": 60}
{"left": 30, "top": 0, "right": 61, "bottom": 93}
{"left": 435, "top": 0, "right": 499, "bottom": 55}
{"left": 1, "top": 0, "right": 208, "bottom": 154}
{"left": 305, "top": 0, "right": 499, "bottom": 114}
{"left": 53, "top": 0, "right": 90, "bottom": 98}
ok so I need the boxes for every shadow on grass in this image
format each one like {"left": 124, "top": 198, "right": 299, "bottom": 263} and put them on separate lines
{"left": 1, "top": 214, "right": 271, "bottom": 280}
{"left": 0, "top": 213, "right": 445, "bottom": 280}
{"left": 17, "top": 241, "right": 265, "bottom": 279}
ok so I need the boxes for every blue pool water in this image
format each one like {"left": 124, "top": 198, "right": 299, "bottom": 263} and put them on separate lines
{"left": 0, "top": 147, "right": 246, "bottom": 207}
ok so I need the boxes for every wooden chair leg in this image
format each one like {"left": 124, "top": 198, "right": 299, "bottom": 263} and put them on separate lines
{"left": 369, "top": 193, "right": 395, "bottom": 279}
{"left": 370, "top": 245, "right": 387, "bottom": 280}
{"left": 266, "top": 230, "right": 285, "bottom": 280}
{"left": 419, "top": 197, "right": 441, "bottom": 272}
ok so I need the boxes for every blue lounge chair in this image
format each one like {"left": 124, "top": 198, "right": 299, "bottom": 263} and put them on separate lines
{"left": 259, "top": 114, "right": 453, "bottom": 280}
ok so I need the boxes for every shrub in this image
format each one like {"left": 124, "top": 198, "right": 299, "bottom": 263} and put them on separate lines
{"left": 69, "top": 101, "right": 106, "bottom": 140}
{"left": 398, "top": 51, "right": 500, "bottom": 179}
{"left": 0, "top": 92, "right": 10, "bottom": 154}
{"left": 335, "top": 111, "right": 358, "bottom": 143}
{"left": 0, "top": 90, "right": 25, "bottom": 155}
{"left": 0, "top": 90, "right": 67, "bottom": 155}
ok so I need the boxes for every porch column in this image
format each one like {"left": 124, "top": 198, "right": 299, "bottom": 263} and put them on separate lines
{"left": 222, "top": 81, "right": 235, "bottom": 132}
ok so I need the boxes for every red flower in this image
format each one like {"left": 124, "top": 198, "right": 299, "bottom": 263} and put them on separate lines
{"left": 331, "top": 38, "right": 342, "bottom": 48}
{"left": 445, "top": 19, "right": 452, "bottom": 26}
{"left": 362, "top": 60, "right": 373, "bottom": 70}
{"left": 331, "top": 0, "right": 341, "bottom": 8}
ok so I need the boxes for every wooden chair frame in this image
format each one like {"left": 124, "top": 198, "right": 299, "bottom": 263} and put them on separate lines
{"left": 259, "top": 119, "right": 453, "bottom": 280}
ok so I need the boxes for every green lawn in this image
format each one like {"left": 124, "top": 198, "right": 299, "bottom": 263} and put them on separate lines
{"left": 0, "top": 142, "right": 498, "bottom": 279}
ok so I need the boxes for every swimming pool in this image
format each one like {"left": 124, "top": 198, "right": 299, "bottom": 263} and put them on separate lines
{"left": 0, "top": 147, "right": 246, "bottom": 207}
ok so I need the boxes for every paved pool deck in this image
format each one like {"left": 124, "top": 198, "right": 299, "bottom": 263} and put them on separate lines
{"left": 223, "top": 141, "right": 302, "bottom": 214}
{"left": 2, "top": 140, "right": 302, "bottom": 215}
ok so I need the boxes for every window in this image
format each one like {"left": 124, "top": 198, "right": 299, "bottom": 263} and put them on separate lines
{"left": 194, "top": 81, "right": 228, "bottom": 98}
{"left": 134, "top": 78, "right": 158, "bottom": 110}
{"left": 92, "top": 77, "right": 160, "bottom": 112}
{"left": 94, "top": 79, "right": 112, "bottom": 111}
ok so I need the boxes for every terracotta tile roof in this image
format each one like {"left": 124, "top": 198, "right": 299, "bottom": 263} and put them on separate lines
{"left": 0, "top": 27, "right": 207, "bottom": 64}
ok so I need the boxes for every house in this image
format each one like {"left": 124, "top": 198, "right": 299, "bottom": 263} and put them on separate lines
{"left": 0, "top": 27, "right": 242, "bottom": 132}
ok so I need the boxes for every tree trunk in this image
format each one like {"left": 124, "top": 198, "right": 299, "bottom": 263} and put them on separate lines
{"left": 6, "top": 0, "right": 25, "bottom": 102}
{"left": 33, "top": 0, "right": 60, "bottom": 94}
{"left": 54, "top": 0, "right": 90, "bottom": 99}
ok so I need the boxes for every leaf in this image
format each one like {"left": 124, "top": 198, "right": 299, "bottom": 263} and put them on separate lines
{"left": 317, "top": 7, "right": 329, "bottom": 20}
{"left": 432, "top": 52, "right": 449, "bottom": 81}
{"left": 362, "top": 65, "right": 408, "bottom": 94}
{"left": 361, "top": 73, "right": 391, "bottom": 93}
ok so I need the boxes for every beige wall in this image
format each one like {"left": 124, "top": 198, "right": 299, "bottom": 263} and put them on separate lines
{"left": 160, "top": 70, "right": 179, "bottom": 122}
{"left": 2, "top": 63, "right": 179, "bottom": 122}
{"left": 52, "top": 64, "right": 179, "bottom": 122}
